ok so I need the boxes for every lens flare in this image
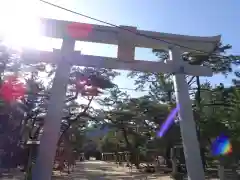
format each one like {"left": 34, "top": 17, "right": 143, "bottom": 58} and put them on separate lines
{"left": 67, "top": 23, "right": 92, "bottom": 39}
{"left": 211, "top": 134, "right": 232, "bottom": 156}
{"left": 157, "top": 104, "right": 180, "bottom": 137}
{"left": 0, "top": 76, "right": 26, "bottom": 102}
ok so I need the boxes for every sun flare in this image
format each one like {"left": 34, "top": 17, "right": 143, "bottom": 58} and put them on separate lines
{"left": 0, "top": 0, "right": 43, "bottom": 50}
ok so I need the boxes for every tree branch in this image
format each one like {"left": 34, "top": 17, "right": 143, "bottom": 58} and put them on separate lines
{"left": 188, "top": 76, "right": 195, "bottom": 85}
{"left": 192, "top": 103, "right": 231, "bottom": 108}
{"left": 57, "top": 96, "right": 94, "bottom": 145}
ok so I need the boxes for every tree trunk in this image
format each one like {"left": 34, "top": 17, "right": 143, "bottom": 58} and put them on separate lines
{"left": 121, "top": 127, "right": 140, "bottom": 169}
{"left": 165, "top": 144, "right": 173, "bottom": 168}
{"left": 218, "top": 156, "right": 239, "bottom": 180}
{"left": 196, "top": 76, "right": 206, "bottom": 171}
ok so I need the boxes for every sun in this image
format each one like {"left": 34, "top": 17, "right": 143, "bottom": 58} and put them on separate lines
{"left": 0, "top": 0, "right": 43, "bottom": 50}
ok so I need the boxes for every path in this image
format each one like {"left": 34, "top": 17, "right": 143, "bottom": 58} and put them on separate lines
{"left": 0, "top": 160, "right": 171, "bottom": 180}
{"left": 1, "top": 161, "right": 220, "bottom": 179}
{"left": 61, "top": 160, "right": 172, "bottom": 180}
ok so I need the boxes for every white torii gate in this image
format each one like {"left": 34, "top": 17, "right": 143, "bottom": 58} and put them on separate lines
{"left": 22, "top": 18, "right": 221, "bottom": 180}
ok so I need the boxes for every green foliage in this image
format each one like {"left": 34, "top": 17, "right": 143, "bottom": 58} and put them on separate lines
{"left": 125, "top": 42, "right": 240, "bottom": 169}
{"left": 96, "top": 85, "right": 181, "bottom": 156}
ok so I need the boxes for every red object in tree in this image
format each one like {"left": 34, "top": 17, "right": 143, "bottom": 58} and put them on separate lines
{"left": 76, "top": 77, "right": 88, "bottom": 91}
{"left": 67, "top": 22, "right": 92, "bottom": 38}
{"left": 0, "top": 76, "right": 26, "bottom": 102}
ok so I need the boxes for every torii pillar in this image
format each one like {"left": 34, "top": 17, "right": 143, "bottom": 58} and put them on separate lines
{"left": 169, "top": 46, "right": 205, "bottom": 180}
{"left": 22, "top": 18, "right": 221, "bottom": 180}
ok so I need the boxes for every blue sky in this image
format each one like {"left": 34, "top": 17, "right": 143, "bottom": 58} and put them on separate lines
{"left": 42, "top": 0, "right": 239, "bottom": 87}
{"left": 1, "top": 0, "right": 240, "bottom": 97}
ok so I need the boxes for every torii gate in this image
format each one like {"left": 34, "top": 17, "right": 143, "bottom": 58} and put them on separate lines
{"left": 22, "top": 18, "right": 220, "bottom": 180}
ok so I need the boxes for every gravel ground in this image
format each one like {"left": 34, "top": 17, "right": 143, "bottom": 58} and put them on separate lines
{"left": 0, "top": 161, "right": 221, "bottom": 180}
{"left": 66, "top": 161, "right": 172, "bottom": 180}
{"left": 0, "top": 161, "right": 172, "bottom": 180}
